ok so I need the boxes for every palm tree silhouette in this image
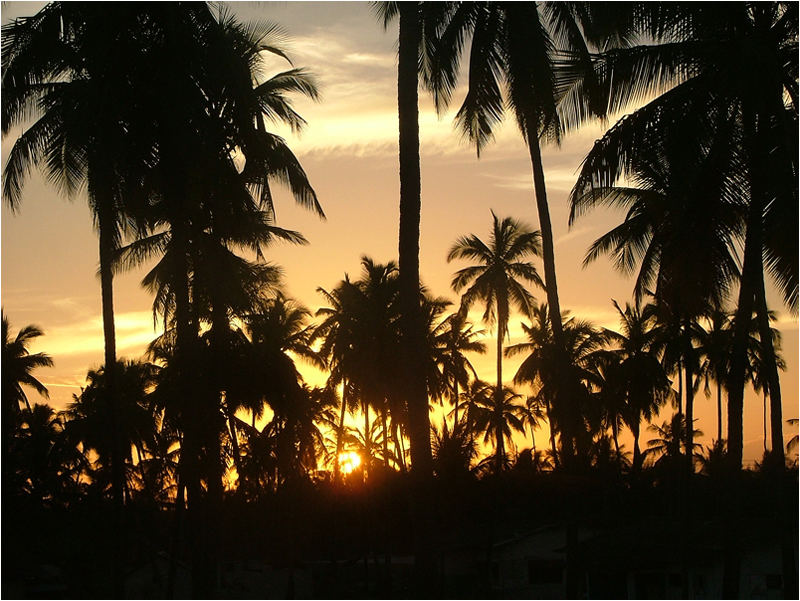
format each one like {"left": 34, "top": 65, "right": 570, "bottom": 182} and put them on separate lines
{"left": 602, "top": 301, "right": 672, "bottom": 474}
{"left": 426, "top": 3, "right": 627, "bottom": 351}
{"left": 448, "top": 212, "right": 542, "bottom": 457}
{"left": 571, "top": 109, "right": 743, "bottom": 470}
{"left": 507, "top": 303, "right": 605, "bottom": 466}
{"left": 374, "top": 2, "right": 452, "bottom": 482}
{"left": 468, "top": 382, "right": 525, "bottom": 473}
{"left": 2, "top": 312, "right": 54, "bottom": 492}
{"left": 696, "top": 310, "right": 733, "bottom": 443}
{"left": 432, "top": 309, "right": 486, "bottom": 433}
{"left": 572, "top": 4, "right": 798, "bottom": 468}
{"left": 644, "top": 412, "right": 704, "bottom": 475}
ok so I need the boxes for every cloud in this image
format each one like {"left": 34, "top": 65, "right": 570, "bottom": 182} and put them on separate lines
{"left": 28, "top": 310, "right": 162, "bottom": 359}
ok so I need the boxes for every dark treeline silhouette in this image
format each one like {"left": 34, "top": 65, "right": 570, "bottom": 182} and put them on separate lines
{"left": 2, "top": 2, "right": 797, "bottom": 599}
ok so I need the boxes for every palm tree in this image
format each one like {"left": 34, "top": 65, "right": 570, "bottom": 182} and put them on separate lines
{"left": 571, "top": 4, "right": 798, "bottom": 468}
{"left": 2, "top": 312, "right": 53, "bottom": 419}
{"left": 62, "top": 360, "right": 159, "bottom": 502}
{"left": 507, "top": 303, "right": 606, "bottom": 465}
{"left": 468, "top": 383, "right": 525, "bottom": 473}
{"left": 748, "top": 310, "right": 787, "bottom": 457}
{"left": 571, "top": 106, "right": 744, "bottom": 469}
{"left": 426, "top": 3, "right": 630, "bottom": 351}
{"left": 602, "top": 301, "right": 672, "bottom": 474}
{"left": 696, "top": 310, "right": 733, "bottom": 442}
{"left": 2, "top": 312, "right": 54, "bottom": 490}
{"left": 314, "top": 257, "right": 404, "bottom": 481}
{"left": 448, "top": 212, "right": 542, "bottom": 451}
{"left": 2, "top": 4, "right": 160, "bottom": 539}
{"left": 374, "top": 2, "right": 457, "bottom": 483}
{"left": 431, "top": 309, "right": 486, "bottom": 431}
{"left": 644, "top": 412, "right": 704, "bottom": 475}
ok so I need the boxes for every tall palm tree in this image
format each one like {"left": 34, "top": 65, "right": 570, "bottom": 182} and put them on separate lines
{"left": 571, "top": 106, "right": 744, "bottom": 468}
{"left": 448, "top": 212, "right": 542, "bottom": 446}
{"left": 571, "top": 3, "right": 798, "bottom": 468}
{"left": 374, "top": 2, "right": 454, "bottom": 481}
{"left": 426, "top": 3, "right": 630, "bottom": 350}
{"left": 2, "top": 4, "right": 162, "bottom": 543}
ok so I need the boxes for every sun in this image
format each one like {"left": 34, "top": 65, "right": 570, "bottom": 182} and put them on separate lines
{"left": 338, "top": 451, "right": 361, "bottom": 475}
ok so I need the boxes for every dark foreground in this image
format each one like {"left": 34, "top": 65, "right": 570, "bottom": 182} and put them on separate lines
{"left": 3, "top": 468, "right": 798, "bottom": 599}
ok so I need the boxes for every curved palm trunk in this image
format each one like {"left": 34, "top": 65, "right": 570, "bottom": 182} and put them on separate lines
{"left": 526, "top": 127, "right": 574, "bottom": 463}
{"left": 716, "top": 380, "right": 723, "bottom": 443}
{"left": 95, "top": 185, "right": 125, "bottom": 597}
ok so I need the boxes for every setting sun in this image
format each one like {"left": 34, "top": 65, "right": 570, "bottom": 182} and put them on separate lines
{"left": 338, "top": 451, "right": 361, "bottom": 475}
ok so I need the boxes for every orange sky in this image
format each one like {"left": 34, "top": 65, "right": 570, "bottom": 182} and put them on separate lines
{"left": 2, "top": 1, "right": 797, "bottom": 466}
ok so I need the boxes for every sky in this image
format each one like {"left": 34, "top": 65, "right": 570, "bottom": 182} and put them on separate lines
{"left": 2, "top": 1, "right": 797, "bottom": 466}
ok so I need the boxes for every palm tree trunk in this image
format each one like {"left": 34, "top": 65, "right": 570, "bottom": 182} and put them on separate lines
{"left": 525, "top": 121, "right": 564, "bottom": 345}
{"left": 394, "top": 422, "right": 407, "bottom": 472}
{"left": 545, "top": 398, "right": 559, "bottom": 468}
{"left": 717, "top": 381, "right": 723, "bottom": 443}
{"left": 334, "top": 379, "right": 348, "bottom": 482}
{"left": 397, "top": 2, "right": 432, "bottom": 479}
{"left": 452, "top": 378, "right": 459, "bottom": 433}
{"left": 684, "top": 332, "right": 694, "bottom": 474}
{"left": 526, "top": 121, "right": 575, "bottom": 461}
{"left": 754, "top": 265, "right": 785, "bottom": 464}
{"left": 95, "top": 188, "right": 125, "bottom": 597}
{"left": 632, "top": 417, "right": 642, "bottom": 475}
{"left": 381, "top": 407, "right": 390, "bottom": 469}
{"left": 363, "top": 399, "right": 370, "bottom": 480}
{"left": 676, "top": 358, "right": 683, "bottom": 415}
{"left": 728, "top": 107, "right": 763, "bottom": 470}
{"left": 226, "top": 408, "right": 244, "bottom": 493}
{"left": 397, "top": 4, "right": 435, "bottom": 592}
{"left": 530, "top": 424, "right": 537, "bottom": 454}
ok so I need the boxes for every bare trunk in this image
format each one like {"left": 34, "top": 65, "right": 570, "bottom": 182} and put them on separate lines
{"left": 754, "top": 264, "right": 785, "bottom": 464}
{"left": 684, "top": 334, "right": 694, "bottom": 474}
{"left": 397, "top": 6, "right": 435, "bottom": 593}
{"left": 728, "top": 107, "right": 763, "bottom": 470}
{"left": 397, "top": 2, "right": 431, "bottom": 479}
{"left": 334, "top": 380, "right": 348, "bottom": 482}
{"left": 96, "top": 189, "right": 124, "bottom": 597}
{"left": 717, "top": 380, "right": 723, "bottom": 443}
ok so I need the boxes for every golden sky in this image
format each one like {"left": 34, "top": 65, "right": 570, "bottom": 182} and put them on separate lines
{"left": 1, "top": 1, "right": 797, "bottom": 466}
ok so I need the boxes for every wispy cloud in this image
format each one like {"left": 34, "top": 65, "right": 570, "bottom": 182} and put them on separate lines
{"left": 27, "top": 310, "right": 162, "bottom": 359}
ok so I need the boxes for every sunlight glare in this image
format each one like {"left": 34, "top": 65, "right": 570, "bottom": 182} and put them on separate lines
{"left": 338, "top": 451, "right": 361, "bottom": 475}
